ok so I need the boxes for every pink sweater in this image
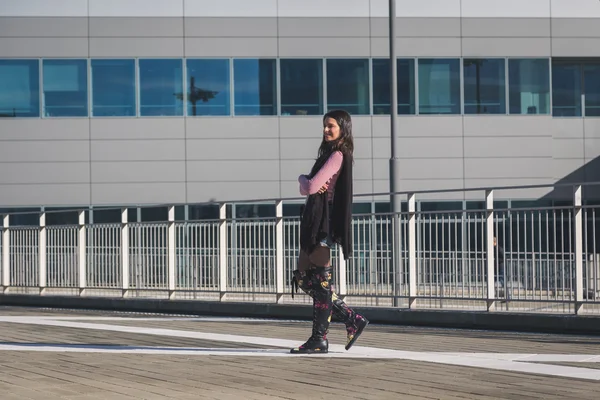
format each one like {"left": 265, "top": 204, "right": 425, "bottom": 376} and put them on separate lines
{"left": 298, "top": 151, "right": 343, "bottom": 201}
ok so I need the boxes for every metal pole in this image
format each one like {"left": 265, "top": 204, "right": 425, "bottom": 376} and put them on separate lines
{"left": 389, "top": 0, "right": 402, "bottom": 306}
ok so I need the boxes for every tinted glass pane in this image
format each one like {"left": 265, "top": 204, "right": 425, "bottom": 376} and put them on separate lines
{"left": 418, "top": 59, "right": 460, "bottom": 114}
{"left": 186, "top": 59, "right": 230, "bottom": 116}
{"left": 326, "top": 59, "right": 370, "bottom": 115}
{"left": 43, "top": 59, "right": 87, "bottom": 117}
{"left": 372, "top": 59, "right": 415, "bottom": 115}
{"left": 508, "top": 59, "right": 550, "bottom": 115}
{"left": 584, "top": 64, "right": 600, "bottom": 117}
{"left": 91, "top": 59, "right": 136, "bottom": 117}
{"left": 139, "top": 59, "right": 183, "bottom": 116}
{"left": 280, "top": 59, "right": 323, "bottom": 116}
{"left": 552, "top": 61, "right": 582, "bottom": 117}
{"left": 463, "top": 58, "right": 506, "bottom": 114}
{"left": 0, "top": 59, "right": 40, "bottom": 118}
{"left": 233, "top": 59, "right": 276, "bottom": 116}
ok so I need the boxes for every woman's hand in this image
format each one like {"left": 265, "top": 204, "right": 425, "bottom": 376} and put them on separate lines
{"left": 317, "top": 183, "right": 329, "bottom": 194}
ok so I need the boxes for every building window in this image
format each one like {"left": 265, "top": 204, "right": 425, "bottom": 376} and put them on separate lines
{"left": 463, "top": 58, "right": 506, "bottom": 114}
{"left": 42, "top": 59, "right": 88, "bottom": 117}
{"left": 372, "top": 58, "right": 415, "bottom": 115}
{"left": 233, "top": 59, "right": 277, "bottom": 116}
{"left": 418, "top": 59, "right": 460, "bottom": 115}
{"left": 0, "top": 59, "right": 40, "bottom": 118}
{"left": 280, "top": 59, "right": 323, "bottom": 116}
{"left": 584, "top": 63, "right": 600, "bottom": 117}
{"left": 91, "top": 59, "right": 136, "bottom": 117}
{"left": 138, "top": 59, "right": 183, "bottom": 117}
{"left": 552, "top": 61, "right": 582, "bottom": 117}
{"left": 186, "top": 59, "right": 230, "bottom": 116}
{"left": 326, "top": 59, "right": 370, "bottom": 115}
{"left": 508, "top": 59, "right": 550, "bottom": 115}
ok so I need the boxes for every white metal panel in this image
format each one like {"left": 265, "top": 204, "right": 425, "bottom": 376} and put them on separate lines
{"left": 551, "top": 0, "right": 600, "bottom": 18}
{"left": 371, "top": 0, "right": 461, "bottom": 18}
{"left": 278, "top": 0, "right": 369, "bottom": 17}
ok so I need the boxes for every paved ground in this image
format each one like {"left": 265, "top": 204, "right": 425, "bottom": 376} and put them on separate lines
{"left": 0, "top": 306, "right": 598, "bottom": 399}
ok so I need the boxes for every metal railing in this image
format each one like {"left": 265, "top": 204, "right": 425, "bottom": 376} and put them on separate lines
{"left": 0, "top": 182, "right": 599, "bottom": 314}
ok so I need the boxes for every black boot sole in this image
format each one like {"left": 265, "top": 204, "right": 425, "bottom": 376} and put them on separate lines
{"left": 290, "top": 348, "right": 328, "bottom": 354}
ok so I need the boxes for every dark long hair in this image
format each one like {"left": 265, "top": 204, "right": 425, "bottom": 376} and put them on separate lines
{"left": 317, "top": 109, "right": 354, "bottom": 159}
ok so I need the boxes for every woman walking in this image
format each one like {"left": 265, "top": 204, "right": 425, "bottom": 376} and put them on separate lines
{"left": 290, "top": 109, "right": 368, "bottom": 354}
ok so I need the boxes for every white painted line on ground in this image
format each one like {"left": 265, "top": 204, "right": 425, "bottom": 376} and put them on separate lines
{"left": 0, "top": 315, "right": 599, "bottom": 381}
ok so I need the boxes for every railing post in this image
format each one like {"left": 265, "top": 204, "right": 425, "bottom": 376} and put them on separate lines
{"left": 275, "top": 201, "right": 284, "bottom": 303}
{"left": 486, "top": 190, "right": 495, "bottom": 310}
{"left": 338, "top": 252, "right": 347, "bottom": 297}
{"left": 168, "top": 206, "right": 176, "bottom": 299}
{"left": 2, "top": 214, "right": 9, "bottom": 291}
{"left": 219, "top": 203, "right": 228, "bottom": 300}
{"left": 121, "top": 208, "right": 129, "bottom": 297}
{"left": 408, "top": 193, "right": 417, "bottom": 309}
{"left": 574, "top": 185, "right": 583, "bottom": 314}
{"left": 39, "top": 210, "right": 47, "bottom": 294}
{"left": 78, "top": 210, "right": 86, "bottom": 295}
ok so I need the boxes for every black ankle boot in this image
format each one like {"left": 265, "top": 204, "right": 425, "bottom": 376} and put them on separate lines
{"left": 345, "top": 314, "right": 369, "bottom": 351}
{"left": 290, "top": 335, "right": 329, "bottom": 354}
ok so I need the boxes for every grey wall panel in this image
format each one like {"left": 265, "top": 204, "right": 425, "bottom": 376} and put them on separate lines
{"left": 0, "top": 183, "right": 90, "bottom": 206}
{"left": 553, "top": 159, "right": 585, "bottom": 180}
{"left": 186, "top": 118, "right": 279, "bottom": 139}
{"left": 370, "top": 0, "right": 462, "bottom": 18}
{"left": 91, "top": 161, "right": 185, "bottom": 183}
{"left": 187, "top": 181, "right": 279, "bottom": 202}
{"left": 278, "top": 18, "right": 370, "bottom": 37}
{"left": 0, "top": 162, "right": 89, "bottom": 184}
{"left": 584, "top": 119, "right": 600, "bottom": 139}
{"left": 90, "top": 119, "right": 185, "bottom": 140}
{"left": 187, "top": 160, "right": 279, "bottom": 182}
{"left": 552, "top": 38, "right": 600, "bottom": 56}
{"left": 372, "top": 137, "right": 464, "bottom": 159}
{"left": 462, "top": 38, "right": 551, "bottom": 57}
{"left": 552, "top": 138, "right": 584, "bottom": 158}
{"left": 463, "top": 116, "right": 553, "bottom": 137}
{"left": 186, "top": 139, "right": 278, "bottom": 160}
{"left": 0, "top": 38, "right": 88, "bottom": 57}
{"left": 280, "top": 137, "right": 372, "bottom": 160}
{"left": 371, "top": 37, "right": 462, "bottom": 57}
{"left": 0, "top": 0, "right": 88, "bottom": 17}
{"left": 584, "top": 138, "right": 600, "bottom": 159}
{"left": 0, "top": 120, "right": 89, "bottom": 141}
{"left": 464, "top": 137, "right": 552, "bottom": 158}
{"left": 279, "top": 0, "right": 369, "bottom": 18}
{"left": 350, "top": 116, "right": 374, "bottom": 138}
{"left": 372, "top": 179, "right": 466, "bottom": 200}
{"left": 371, "top": 116, "right": 463, "bottom": 138}
{"left": 184, "top": 17, "right": 277, "bottom": 37}
{"left": 89, "top": 0, "right": 183, "bottom": 17}
{"left": 90, "top": 140, "right": 185, "bottom": 161}
{"left": 279, "top": 117, "right": 324, "bottom": 139}
{"left": 551, "top": 0, "right": 600, "bottom": 19}
{"left": 0, "top": 17, "right": 88, "bottom": 37}
{"left": 0, "top": 141, "right": 89, "bottom": 162}
{"left": 185, "top": 38, "right": 277, "bottom": 57}
{"left": 184, "top": 0, "right": 277, "bottom": 18}
{"left": 461, "top": 18, "right": 550, "bottom": 37}
{"left": 463, "top": 179, "right": 553, "bottom": 200}
{"left": 89, "top": 17, "right": 183, "bottom": 37}
{"left": 370, "top": 18, "right": 461, "bottom": 38}
{"left": 464, "top": 158, "right": 553, "bottom": 179}
{"left": 91, "top": 182, "right": 186, "bottom": 205}
{"left": 551, "top": 18, "right": 600, "bottom": 37}
{"left": 90, "top": 38, "right": 184, "bottom": 57}
{"left": 278, "top": 38, "right": 370, "bottom": 57}
{"left": 373, "top": 158, "right": 463, "bottom": 180}
{"left": 280, "top": 181, "right": 306, "bottom": 199}
{"left": 550, "top": 118, "right": 585, "bottom": 139}
{"left": 462, "top": 0, "right": 551, "bottom": 18}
